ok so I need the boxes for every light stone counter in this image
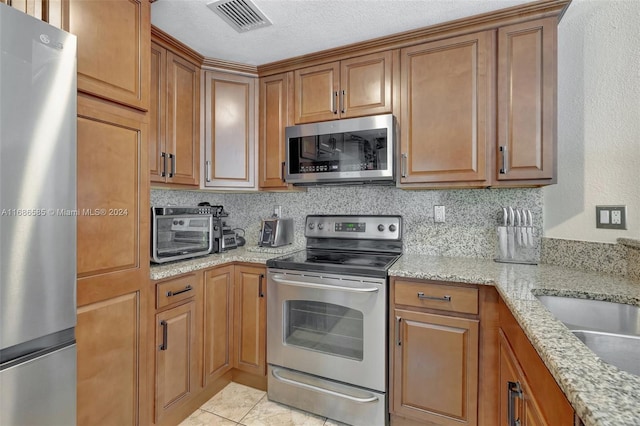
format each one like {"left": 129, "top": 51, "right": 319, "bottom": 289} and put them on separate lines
{"left": 389, "top": 254, "right": 640, "bottom": 426}
{"left": 151, "top": 251, "right": 640, "bottom": 426}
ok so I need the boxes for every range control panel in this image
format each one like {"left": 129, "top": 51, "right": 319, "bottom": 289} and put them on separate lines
{"left": 305, "top": 215, "right": 402, "bottom": 240}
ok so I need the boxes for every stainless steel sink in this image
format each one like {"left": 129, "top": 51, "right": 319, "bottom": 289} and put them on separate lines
{"left": 536, "top": 295, "right": 640, "bottom": 376}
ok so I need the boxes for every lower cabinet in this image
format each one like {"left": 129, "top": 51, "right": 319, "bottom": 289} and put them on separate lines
{"left": 234, "top": 265, "right": 267, "bottom": 377}
{"left": 498, "top": 297, "right": 575, "bottom": 425}
{"left": 203, "top": 265, "right": 234, "bottom": 386}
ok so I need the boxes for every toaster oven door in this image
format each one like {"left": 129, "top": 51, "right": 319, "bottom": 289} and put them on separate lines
{"left": 152, "top": 215, "right": 213, "bottom": 263}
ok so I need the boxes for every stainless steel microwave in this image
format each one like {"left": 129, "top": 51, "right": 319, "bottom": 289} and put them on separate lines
{"left": 285, "top": 114, "right": 395, "bottom": 185}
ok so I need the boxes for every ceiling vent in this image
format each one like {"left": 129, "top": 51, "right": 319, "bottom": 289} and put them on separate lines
{"left": 207, "top": 0, "right": 272, "bottom": 33}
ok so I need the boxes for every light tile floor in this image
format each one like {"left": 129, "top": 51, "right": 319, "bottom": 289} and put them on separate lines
{"left": 180, "top": 382, "right": 348, "bottom": 426}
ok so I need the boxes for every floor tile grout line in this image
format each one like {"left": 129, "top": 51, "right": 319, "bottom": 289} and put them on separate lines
{"left": 197, "top": 407, "right": 242, "bottom": 425}
{"left": 237, "top": 392, "right": 267, "bottom": 425}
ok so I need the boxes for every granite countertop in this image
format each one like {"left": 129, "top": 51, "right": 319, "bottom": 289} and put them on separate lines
{"left": 151, "top": 251, "right": 640, "bottom": 426}
{"left": 390, "top": 255, "right": 640, "bottom": 426}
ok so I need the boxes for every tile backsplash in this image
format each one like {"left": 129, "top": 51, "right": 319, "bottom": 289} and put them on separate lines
{"left": 152, "top": 186, "right": 543, "bottom": 260}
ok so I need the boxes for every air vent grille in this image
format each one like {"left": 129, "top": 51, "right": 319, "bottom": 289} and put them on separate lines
{"left": 207, "top": 0, "right": 272, "bottom": 33}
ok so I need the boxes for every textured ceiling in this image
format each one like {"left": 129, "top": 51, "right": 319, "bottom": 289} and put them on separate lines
{"left": 151, "top": 0, "right": 533, "bottom": 66}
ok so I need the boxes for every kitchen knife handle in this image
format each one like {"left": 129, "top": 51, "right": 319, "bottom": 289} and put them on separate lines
{"left": 507, "top": 381, "right": 523, "bottom": 426}
{"left": 417, "top": 292, "right": 451, "bottom": 302}
{"left": 161, "top": 152, "right": 167, "bottom": 178}
{"left": 333, "top": 91, "right": 338, "bottom": 114}
{"left": 499, "top": 145, "right": 508, "bottom": 174}
{"left": 401, "top": 153, "right": 408, "bottom": 178}
{"left": 205, "top": 160, "right": 212, "bottom": 183}
{"left": 258, "top": 274, "right": 265, "bottom": 298}
{"left": 166, "top": 285, "right": 192, "bottom": 297}
{"left": 395, "top": 316, "right": 402, "bottom": 346}
{"left": 159, "top": 320, "right": 168, "bottom": 351}
{"left": 340, "top": 90, "right": 346, "bottom": 114}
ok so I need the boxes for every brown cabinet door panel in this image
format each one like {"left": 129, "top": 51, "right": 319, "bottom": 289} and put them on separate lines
{"left": 150, "top": 42, "right": 166, "bottom": 182}
{"left": 294, "top": 62, "right": 340, "bottom": 124}
{"left": 497, "top": 18, "right": 556, "bottom": 182}
{"left": 77, "top": 292, "right": 141, "bottom": 426}
{"left": 155, "top": 301, "right": 197, "bottom": 422}
{"left": 341, "top": 51, "right": 392, "bottom": 118}
{"left": 393, "top": 309, "right": 479, "bottom": 425}
{"left": 400, "top": 31, "right": 491, "bottom": 184}
{"left": 69, "top": 0, "right": 149, "bottom": 110}
{"left": 203, "top": 266, "right": 234, "bottom": 386}
{"left": 77, "top": 96, "right": 146, "bottom": 278}
{"left": 234, "top": 265, "right": 266, "bottom": 376}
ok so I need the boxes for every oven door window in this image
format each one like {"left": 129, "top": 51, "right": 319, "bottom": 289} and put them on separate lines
{"left": 284, "top": 300, "right": 364, "bottom": 361}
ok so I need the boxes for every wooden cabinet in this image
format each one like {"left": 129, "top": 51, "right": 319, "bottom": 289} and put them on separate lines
{"left": 496, "top": 17, "right": 557, "bottom": 185}
{"left": 150, "top": 40, "right": 200, "bottom": 186}
{"left": 498, "top": 297, "right": 575, "bottom": 425}
{"left": 68, "top": 0, "right": 150, "bottom": 111}
{"left": 293, "top": 51, "right": 393, "bottom": 124}
{"left": 203, "top": 266, "right": 234, "bottom": 386}
{"left": 203, "top": 70, "right": 258, "bottom": 189}
{"left": 259, "top": 72, "right": 294, "bottom": 189}
{"left": 233, "top": 265, "right": 267, "bottom": 377}
{"left": 76, "top": 93, "right": 151, "bottom": 426}
{"left": 390, "top": 279, "right": 500, "bottom": 426}
{"left": 399, "top": 31, "right": 492, "bottom": 187}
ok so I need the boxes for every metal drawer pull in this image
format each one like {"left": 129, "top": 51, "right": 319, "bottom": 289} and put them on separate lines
{"left": 417, "top": 292, "right": 451, "bottom": 302}
{"left": 333, "top": 91, "right": 339, "bottom": 114}
{"left": 272, "top": 275, "right": 379, "bottom": 293}
{"left": 396, "top": 316, "right": 402, "bottom": 346}
{"left": 258, "top": 274, "right": 265, "bottom": 298}
{"left": 168, "top": 153, "right": 176, "bottom": 178}
{"left": 499, "top": 145, "right": 508, "bottom": 174}
{"left": 161, "top": 152, "right": 167, "bottom": 177}
{"left": 159, "top": 320, "right": 168, "bottom": 351}
{"left": 205, "top": 160, "right": 212, "bottom": 182}
{"left": 166, "top": 285, "right": 192, "bottom": 297}
{"left": 507, "top": 381, "right": 523, "bottom": 426}
{"left": 271, "top": 368, "right": 379, "bottom": 404}
{"left": 401, "top": 153, "right": 408, "bottom": 178}
{"left": 340, "top": 89, "right": 345, "bottom": 114}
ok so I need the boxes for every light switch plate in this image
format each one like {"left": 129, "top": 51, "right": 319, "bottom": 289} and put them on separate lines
{"left": 596, "top": 205, "right": 627, "bottom": 229}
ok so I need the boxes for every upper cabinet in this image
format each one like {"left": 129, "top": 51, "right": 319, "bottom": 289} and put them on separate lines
{"left": 496, "top": 17, "right": 557, "bottom": 185}
{"left": 203, "top": 70, "right": 258, "bottom": 190}
{"left": 399, "top": 31, "right": 492, "bottom": 186}
{"left": 293, "top": 51, "right": 393, "bottom": 124}
{"left": 68, "top": 0, "right": 150, "bottom": 111}
{"left": 150, "top": 39, "right": 200, "bottom": 186}
{"left": 259, "top": 72, "right": 294, "bottom": 189}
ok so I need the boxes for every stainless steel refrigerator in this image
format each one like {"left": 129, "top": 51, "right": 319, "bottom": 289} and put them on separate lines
{"left": 0, "top": 4, "right": 77, "bottom": 424}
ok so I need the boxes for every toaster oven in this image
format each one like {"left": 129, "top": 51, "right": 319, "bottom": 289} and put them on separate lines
{"left": 151, "top": 206, "right": 213, "bottom": 263}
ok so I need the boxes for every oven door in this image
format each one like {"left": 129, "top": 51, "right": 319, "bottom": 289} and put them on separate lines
{"left": 267, "top": 268, "right": 387, "bottom": 392}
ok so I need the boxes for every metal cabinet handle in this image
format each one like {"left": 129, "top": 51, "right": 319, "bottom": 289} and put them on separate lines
{"left": 281, "top": 162, "right": 286, "bottom": 181}
{"left": 396, "top": 316, "right": 402, "bottom": 346}
{"left": 168, "top": 153, "right": 175, "bottom": 178}
{"left": 508, "top": 381, "right": 523, "bottom": 426}
{"left": 340, "top": 89, "right": 345, "bottom": 114}
{"left": 161, "top": 152, "right": 167, "bottom": 177}
{"left": 333, "top": 91, "right": 338, "bottom": 114}
{"left": 166, "top": 285, "right": 192, "bottom": 297}
{"left": 401, "top": 153, "right": 408, "bottom": 178}
{"left": 417, "top": 292, "right": 451, "bottom": 302}
{"left": 159, "top": 320, "right": 168, "bottom": 351}
{"left": 499, "top": 145, "right": 508, "bottom": 174}
{"left": 205, "top": 160, "right": 211, "bottom": 182}
{"left": 258, "top": 274, "right": 265, "bottom": 298}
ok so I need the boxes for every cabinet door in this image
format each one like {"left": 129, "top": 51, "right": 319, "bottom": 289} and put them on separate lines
{"left": 203, "top": 71, "right": 257, "bottom": 189}
{"left": 233, "top": 265, "right": 266, "bottom": 376}
{"left": 259, "top": 72, "right": 293, "bottom": 189}
{"left": 400, "top": 31, "right": 492, "bottom": 186}
{"left": 392, "top": 309, "right": 479, "bottom": 425}
{"left": 340, "top": 51, "right": 392, "bottom": 119}
{"left": 499, "top": 330, "right": 524, "bottom": 426}
{"left": 203, "top": 266, "right": 234, "bottom": 386}
{"left": 68, "top": 0, "right": 150, "bottom": 111}
{"left": 293, "top": 62, "right": 340, "bottom": 124}
{"left": 497, "top": 18, "right": 556, "bottom": 183}
{"left": 166, "top": 52, "right": 200, "bottom": 185}
{"left": 3, "top": 0, "right": 44, "bottom": 19}
{"left": 150, "top": 42, "right": 166, "bottom": 183}
{"left": 155, "top": 301, "right": 197, "bottom": 423}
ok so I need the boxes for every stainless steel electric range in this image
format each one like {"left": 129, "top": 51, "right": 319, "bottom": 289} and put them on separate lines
{"left": 266, "top": 215, "right": 403, "bottom": 426}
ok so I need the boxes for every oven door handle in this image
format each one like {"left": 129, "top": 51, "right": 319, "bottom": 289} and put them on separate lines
{"left": 271, "top": 275, "right": 379, "bottom": 293}
{"left": 271, "top": 368, "right": 379, "bottom": 404}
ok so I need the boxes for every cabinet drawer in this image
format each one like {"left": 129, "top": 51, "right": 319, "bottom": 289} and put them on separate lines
{"left": 156, "top": 274, "right": 197, "bottom": 309}
{"left": 394, "top": 280, "right": 478, "bottom": 314}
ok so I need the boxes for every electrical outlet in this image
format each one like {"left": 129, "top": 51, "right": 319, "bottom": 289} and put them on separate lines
{"left": 596, "top": 205, "right": 627, "bottom": 230}
{"left": 434, "top": 205, "right": 445, "bottom": 223}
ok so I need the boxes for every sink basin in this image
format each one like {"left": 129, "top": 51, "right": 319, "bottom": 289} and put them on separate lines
{"left": 535, "top": 295, "right": 640, "bottom": 376}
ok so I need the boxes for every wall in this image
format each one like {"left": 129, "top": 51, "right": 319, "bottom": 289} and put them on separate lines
{"left": 543, "top": 0, "right": 640, "bottom": 243}
{"left": 152, "top": 186, "right": 542, "bottom": 260}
